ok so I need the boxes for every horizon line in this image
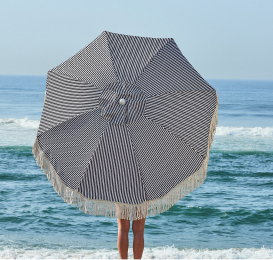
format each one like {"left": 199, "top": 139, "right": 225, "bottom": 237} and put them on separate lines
{"left": 0, "top": 73, "right": 273, "bottom": 82}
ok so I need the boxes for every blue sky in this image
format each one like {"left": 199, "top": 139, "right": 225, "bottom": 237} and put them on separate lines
{"left": 0, "top": 0, "right": 272, "bottom": 80}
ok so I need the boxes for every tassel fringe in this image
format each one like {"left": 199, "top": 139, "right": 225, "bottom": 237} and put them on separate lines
{"left": 32, "top": 93, "right": 219, "bottom": 220}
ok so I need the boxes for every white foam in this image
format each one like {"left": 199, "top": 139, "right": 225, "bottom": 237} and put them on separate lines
{"left": 0, "top": 117, "right": 39, "bottom": 129}
{"left": 0, "top": 245, "right": 272, "bottom": 259}
{"left": 0, "top": 117, "right": 39, "bottom": 146}
{"left": 2, "top": 118, "right": 272, "bottom": 137}
{"left": 0, "top": 118, "right": 272, "bottom": 149}
{"left": 216, "top": 126, "right": 273, "bottom": 136}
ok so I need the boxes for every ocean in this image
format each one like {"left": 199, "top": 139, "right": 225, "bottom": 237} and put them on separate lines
{"left": 0, "top": 75, "right": 272, "bottom": 259}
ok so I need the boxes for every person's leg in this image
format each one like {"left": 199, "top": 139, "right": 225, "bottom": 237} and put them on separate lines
{"left": 132, "top": 217, "right": 146, "bottom": 259}
{"left": 117, "top": 217, "right": 130, "bottom": 259}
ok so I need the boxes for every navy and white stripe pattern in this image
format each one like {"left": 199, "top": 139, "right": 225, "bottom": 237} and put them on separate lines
{"left": 35, "top": 31, "right": 218, "bottom": 215}
{"left": 99, "top": 81, "right": 146, "bottom": 125}
{"left": 79, "top": 122, "right": 146, "bottom": 204}
{"left": 38, "top": 71, "right": 103, "bottom": 135}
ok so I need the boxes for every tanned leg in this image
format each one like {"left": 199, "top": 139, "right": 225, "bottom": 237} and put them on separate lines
{"left": 132, "top": 217, "right": 146, "bottom": 259}
{"left": 117, "top": 218, "right": 130, "bottom": 259}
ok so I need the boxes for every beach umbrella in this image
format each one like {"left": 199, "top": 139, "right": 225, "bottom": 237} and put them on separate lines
{"left": 32, "top": 31, "right": 219, "bottom": 220}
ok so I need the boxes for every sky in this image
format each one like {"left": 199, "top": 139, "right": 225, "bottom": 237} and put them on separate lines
{"left": 0, "top": 0, "right": 272, "bottom": 80}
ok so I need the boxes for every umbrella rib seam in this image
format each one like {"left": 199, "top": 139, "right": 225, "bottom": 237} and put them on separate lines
{"left": 125, "top": 124, "right": 149, "bottom": 202}
{"left": 143, "top": 115, "right": 206, "bottom": 159}
{"left": 145, "top": 89, "right": 216, "bottom": 99}
{"left": 37, "top": 107, "right": 99, "bottom": 138}
{"left": 133, "top": 38, "right": 172, "bottom": 85}
{"left": 75, "top": 120, "right": 111, "bottom": 193}
{"left": 104, "top": 32, "right": 120, "bottom": 82}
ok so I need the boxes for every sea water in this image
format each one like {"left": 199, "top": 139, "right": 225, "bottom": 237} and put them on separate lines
{"left": 0, "top": 75, "right": 272, "bottom": 259}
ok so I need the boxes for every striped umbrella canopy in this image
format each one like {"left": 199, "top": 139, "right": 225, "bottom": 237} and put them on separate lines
{"left": 33, "top": 31, "right": 219, "bottom": 221}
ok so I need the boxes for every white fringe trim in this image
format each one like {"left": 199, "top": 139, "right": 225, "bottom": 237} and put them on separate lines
{"left": 32, "top": 92, "right": 219, "bottom": 221}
